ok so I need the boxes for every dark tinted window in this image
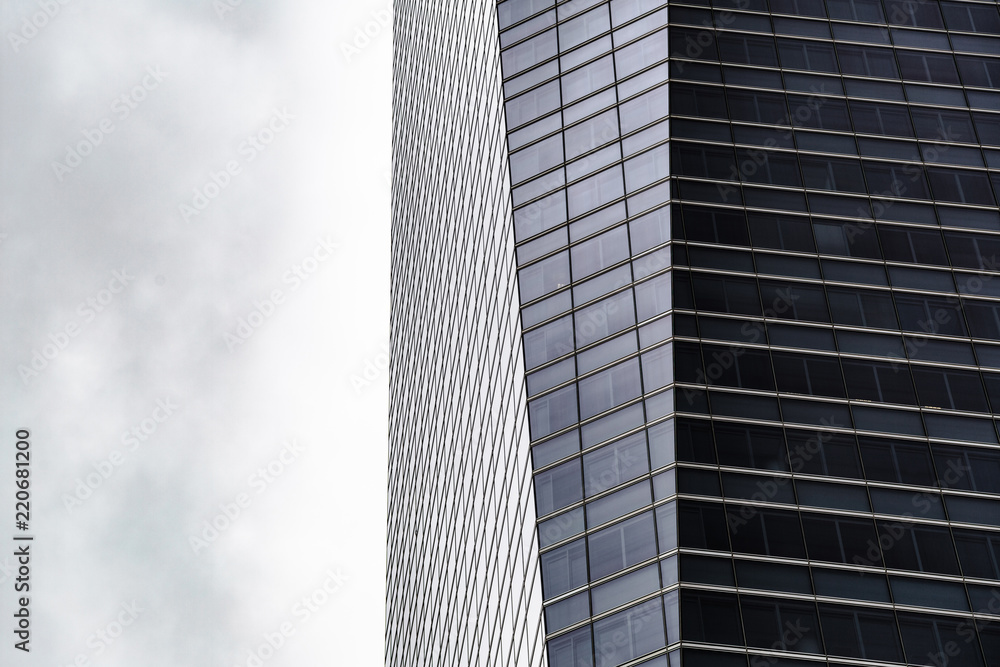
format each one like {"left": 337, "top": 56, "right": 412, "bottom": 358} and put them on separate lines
{"left": 803, "top": 514, "right": 880, "bottom": 564}
{"left": 858, "top": 437, "right": 935, "bottom": 485}
{"left": 682, "top": 591, "right": 745, "bottom": 646}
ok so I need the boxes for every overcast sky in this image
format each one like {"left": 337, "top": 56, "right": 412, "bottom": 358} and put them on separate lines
{"left": 0, "top": 1, "right": 389, "bottom": 664}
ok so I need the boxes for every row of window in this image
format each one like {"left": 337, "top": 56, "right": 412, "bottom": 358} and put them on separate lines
{"left": 502, "top": 0, "right": 1000, "bottom": 35}
{"left": 683, "top": 552, "right": 1000, "bottom": 614}
{"left": 671, "top": 26, "right": 1000, "bottom": 87}
{"left": 679, "top": 384, "right": 1000, "bottom": 445}
{"left": 518, "top": 202, "right": 669, "bottom": 276}
{"left": 674, "top": 179, "right": 1000, "bottom": 232}
{"left": 672, "top": 4, "right": 1000, "bottom": 48}
{"left": 675, "top": 121, "right": 1000, "bottom": 172}
{"left": 530, "top": 397, "right": 677, "bottom": 472}
{"left": 681, "top": 499, "right": 1000, "bottom": 578}
{"left": 676, "top": 312, "right": 1000, "bottom": 370}
{"left": 523, "top": 269, "right": 670, "bottom": 364}
{"left": 676, "top": 243, "right": 1000, "bottom": 299}
{"left": 513, "top": 139, "right": 668, "bottom": 209}
{"left": 673, "top": 142, "right": 1000, "bottom": 206}
{"left": 676, "top": 339, "right": 1000, "bottom": 414}
{"left": 674, "top": 269, "right": 1000, "bottom": 340}
{"left": 509, "top": 89, "right": 669, "bottom": 188}
{"left": 676, "top": 418, "right": 1000, "bottom": 493}
{"left": 673, "top": 83, "right": 1000, "bottom": 145}
{"left": 671, "top": 0, "right": 1000, "bottom": 32}
{"left": 502, "top": 23, "right": 666, "bottom": 106}
{"left": 675, "top": 63, "right": 1000, "bottom": 117}
{"left": 680, "top": 464, "right": 999, "bottom": 527}
{"left": 541, "top": 505, "right": 678, "bottom": 598}
{"left": 498, "top": 0, "right": 664, "bottom": 34}
{"left": 546, "top": 594, "right": 675, "bottom": 667}
{"left": 682, "top": 589, "right": 997, "bottom": 666}
{"left": 675, "top": 203, "right": 1000, "bottom": 269}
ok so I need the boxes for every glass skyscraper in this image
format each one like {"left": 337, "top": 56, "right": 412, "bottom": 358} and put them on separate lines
{"left": 390, "top": 0, "right": 1000, "bottom": 665}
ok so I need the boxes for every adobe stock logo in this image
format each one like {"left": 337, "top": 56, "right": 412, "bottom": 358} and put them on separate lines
{"left": 51, "top": 66, "right": 168, "bottom": 182}
{"left": 224, "top": 236, "right": 338, "bottom": 351}
{"left": 179, "top": 108, "right": 294, "bottom": 223}
{"left": 18, "top": 269, "right": 135, "bottom": 385}
{"left": 189, "top": 439, "right": 305, "bottom": 555}
{"left": 6, "top": 0, "right": 72, "bottom": 54}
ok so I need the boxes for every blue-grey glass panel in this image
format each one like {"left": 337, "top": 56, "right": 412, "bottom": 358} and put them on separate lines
{"left": 528, "top": 357, "right": 577, "bottom": 396}
{"left": 890, "top": 576, "right": 970, "bottom": 611}
{"left": 570, "top": 203, "right": 628, "bottom": 242}
{"left": 796, "top": 132, "right": 857, "bottom": 154}
{"left": 736, "top": 559, "right": 813, "bottom": 594}
{"left": 832, "top": 23, "right": 890, "bottom": 44}
{"left": 639, "top": 316, "right": 671, "bottom": 349}
{"left": 711, "top": 392, "right": 781, "bottom": 421}
{"left": 937, "top": 206, "right": 1000, "bottom": 231}
{"left": 619, "top": 63, "right": 670, "bottom": 100}
{"left": 591, "top": 564, "right": 661, "bottom": 616}
{"left": 784, "top": 72, "right": 844, "bottom": 95}
{"left": 518, "top": 226, "right": 569, "bottom": 265}
{"left": 921, "top": 144, "right": 985, "bottom": 168}
{"left": 575, "top": 266, "right": 633, "bottom": 305}
{"left": 925, "top": 414, "right": 997, "bottom": 444}
{"left": 588, "top": 480, "right": 652, "bottom": 528}
{"left": 499, "top": 0, "right": 554, "bottom": 29}
{"left": 904, "top": 336, "right": 976, "bottom": 365}
{"left": 755, "top": 254, "right": 822, "bottom": 280}
{"left": 593, "top": 598, "right": 665, "bottom": 665}
{"left": 968, "top": 90, "right": 1000, "bottom": 110}
{"left": 814, "top": 568, "right": 891, "bottom": 602}
{"left": 582, "top": 402, "right": 646, "bottom": 449}
{"left": 870, "top": 488, "right": 946, "bottom": 520}
{"left": 648, "top": 419, "right": 675, "bottom": 470}
{"left": 567, "top": 143, "right": 622, "bottom": 182}
{"left": 906, "top": 84, "right": 966, "bottom": 107}
{"left": 722, "top": 472, "right": 795, "bottom": 503}
{"left": 769, "top": 323, "right": 837, "bottom": 351}
{"left": 774, "top": 17, "right": 831, "bottom": 38}
{"left": 822, "top": 259, "right": 888, "bottom": 285}
{"left": 522, "top": 289, "right": 573, "bottom": 328}
{"left": 946, "top": 495, "right": 1000, "bottom": 527}
{"left": 584, "top": 432, "right": 649, "bottom": 496}
{"left": 645, "top": 389, "right": 674, "bottom": 420}
{"left": 844, "top": 78, "right": 905, "bottom": 100}
{"left": 858, "top": 137, "right": 921, "bottom": 160}
{"left": 874, "top": 200, "right": 937, "bottom": 224}
{"left": 888, "top": 267, "right": 956, "bottom": 292}
{"left": 536, "top": 457, "right": 584, "bottom": 516}
{"left": 837, "top": 330, "right": 906, "bottom": 358}
{"left": 564, "top": 88, "right": 618, "bottom": 125}
{"left": 733, "top": 125, "right": 796, "bottom": 149}
{"left": 614, "top": 7, "right": 668, "bottom": 44}
{"left": 796, "top": 480, "right": 872, "bottom": 511}
{"left": 562, "top": 35, "right": 613, "bottom": 71}
{"left": 977, "top": 345, "right": 1000, "bottom": 369}
{"left": 544, "top": 591, "right": 591, "bottom": 633}
{"left": 725, "top": 66, "right": 783, "bottom": 88}
{"left": 533, "top": 429, "right": 581, "bottom": 469}
{"left": 852, "top": 406, "right": 924, "bottom": 436}
{"left": 891, "top": 28, "right": 950, "bottom": 49}
{"left": 653, "top": 469, "right": 676, "bottom": 500}
{"left": 515, "top": 188, "right": 567, "bottom": 240}
{"left": 578, "top": 332, "right": 639, "bottom": 375}
{"left": 540, "top": 507, "right": 586, "bottom": 548}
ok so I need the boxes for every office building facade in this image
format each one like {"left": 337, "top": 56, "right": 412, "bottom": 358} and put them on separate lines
{"left": 391, "top": 0, "right": 1000, "bottom": 665}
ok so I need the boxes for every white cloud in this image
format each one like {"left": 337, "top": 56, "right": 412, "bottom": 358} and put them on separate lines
{"left": 1, "top": 0, "right": 389, "bottom": 664}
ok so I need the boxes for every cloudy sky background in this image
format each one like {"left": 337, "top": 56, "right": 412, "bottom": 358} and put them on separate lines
{"left": 1, "top": 1, "right": 389, "bottom": 664}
